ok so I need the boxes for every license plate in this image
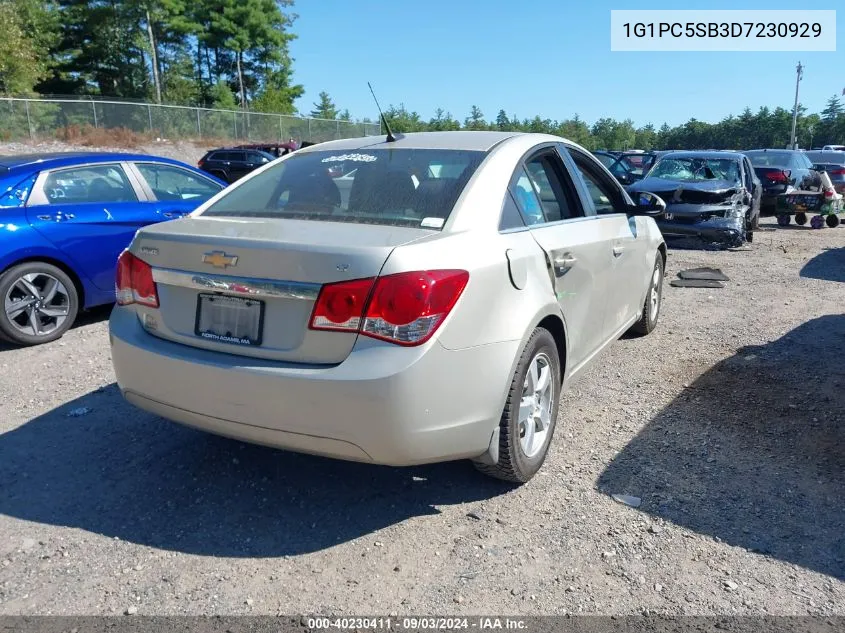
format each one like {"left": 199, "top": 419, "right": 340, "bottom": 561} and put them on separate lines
{"left": 194, "top": 293, "right": 265, "bottom": 346}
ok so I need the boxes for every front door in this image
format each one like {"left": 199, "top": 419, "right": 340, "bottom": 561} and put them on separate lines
{"left": 25, "top": 162, "right": 156, "bottom": 293}
{"left": 128, "top": 161, "right": 225, "bottom": 220}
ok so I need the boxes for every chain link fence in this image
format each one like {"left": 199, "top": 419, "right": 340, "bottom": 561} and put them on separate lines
{"left": 0, "top": 97, "right": 382, "bottom": 144}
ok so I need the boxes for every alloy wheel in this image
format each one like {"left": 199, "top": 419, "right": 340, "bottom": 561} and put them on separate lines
{"left": 518, "top": 352, "right": 554, "bottom": 458}
{"left": 4, "top": 272, "right": 72, "bottom": 338}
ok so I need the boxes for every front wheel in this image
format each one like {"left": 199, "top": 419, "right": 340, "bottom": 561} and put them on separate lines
{"left": 777, "top": 214, "right": 791, "bottom": 226}
{"left": 795, "top": 212, "right": 807, "bottom": 226}
{"left": 628, "top": 253, "right": 664, "bottom": 337}
{"left": 826, "top": 214, "right": 840, "bottom": 228}
{"left": 473, "top": 327, "right": 561, "bottom": 484}
{"left": 0, "top": 262, "right": 79, "bottom": 346}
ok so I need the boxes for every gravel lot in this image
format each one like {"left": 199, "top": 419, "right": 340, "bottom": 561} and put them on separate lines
{"left": 0, "top": 149, "right": 843, "bottom": 616}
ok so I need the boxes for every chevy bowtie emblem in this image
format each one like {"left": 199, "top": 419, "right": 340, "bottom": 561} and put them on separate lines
{"left": 202, "top": 251, "right": 239, "bottom": 268}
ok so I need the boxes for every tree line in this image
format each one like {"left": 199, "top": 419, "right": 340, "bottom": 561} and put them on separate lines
{"left": 1, "top": 0, "right": 305, "bottom": 114}
{"left": 379, "top": 99, "right": 845, "bottom": 151}
{"left": 1, "top": 0, "right": 843, "bottom": 148}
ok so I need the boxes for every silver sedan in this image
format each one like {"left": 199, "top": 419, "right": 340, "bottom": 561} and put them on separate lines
{"left": 109, "top": 131, "right": 667, "bottom": 483}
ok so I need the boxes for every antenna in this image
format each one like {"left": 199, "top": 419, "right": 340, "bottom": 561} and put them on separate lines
{"left": 368, "top": 81, "right": 400, "bottom": 142}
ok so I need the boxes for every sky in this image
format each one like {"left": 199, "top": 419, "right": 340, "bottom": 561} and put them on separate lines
{"left": 287, "top": 0, "right": 843, "bottom": 128}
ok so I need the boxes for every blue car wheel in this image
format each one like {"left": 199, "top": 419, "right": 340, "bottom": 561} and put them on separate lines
{"left": 0, "top": 261, "right": 79, "bottom": 346}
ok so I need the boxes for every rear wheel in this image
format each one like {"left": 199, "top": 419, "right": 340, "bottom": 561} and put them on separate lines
{"left": 795, "top": 212, "right": 807, "bottom": 226}
{"left": 826, "top": 214, "right": 840, "bottom": 228}
{"left": 811, "top": 215, "right": 825, "bottom": 229}
{"left": 0, "top": 262, "right": 79, "bottom": 346}
{"left": 777, "top": 214, "right": 791, "bottom": 226}
{"left": 629, "top": 253, "right": 664, "bottom": 337}
{"left": 473, "top": 327, "right": 561, "bottom": 484}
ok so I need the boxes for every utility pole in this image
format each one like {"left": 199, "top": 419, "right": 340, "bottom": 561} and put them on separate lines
{"left": 790, "top": 61, "right": 803, "bottom": 150}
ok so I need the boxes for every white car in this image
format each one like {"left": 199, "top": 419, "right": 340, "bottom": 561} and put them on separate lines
{"left": 109, "top": 131, "right": 668, "bottom": 483}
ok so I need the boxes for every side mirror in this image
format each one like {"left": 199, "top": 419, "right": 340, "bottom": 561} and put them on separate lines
{"left": 627, "top": 191, "right": 666, "bottom": 217}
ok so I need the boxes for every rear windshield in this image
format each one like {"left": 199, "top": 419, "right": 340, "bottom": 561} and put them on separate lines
{"left": 806, "top": 151, "right": 845, "bottom": 165}
{"left": 746, "top": 152, "right": 793, "bottom": 167}
{"left": 200, "top": 148, "right": 486, "bottom": 228}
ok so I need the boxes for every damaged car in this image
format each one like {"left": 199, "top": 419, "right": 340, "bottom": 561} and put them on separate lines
{"left": 626, "top": 151, "right": 761, "bottom": 247}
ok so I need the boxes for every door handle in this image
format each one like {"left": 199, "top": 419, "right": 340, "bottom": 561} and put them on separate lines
{"left": 37, "top": 215, "right": 53, "bottom": 221}
{"left": 552, "top": 254, "right": 577, "bottom": 276}
{"left": 612, "top": 245, "right": 625, "bottom": 257}
{"left": 162, "top": 211, "right": 187, "bottom": 218}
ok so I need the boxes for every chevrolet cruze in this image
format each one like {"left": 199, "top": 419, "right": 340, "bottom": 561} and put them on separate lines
{"left": 109, "top": 131, "right": 667, "bottom": 483}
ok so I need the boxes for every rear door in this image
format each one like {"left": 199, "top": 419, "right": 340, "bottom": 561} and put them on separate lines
{"left": 512, "top": 145, "right": 615, "bottom": 370}
{"left": 562, "top": 144, "right": 650, "bottom": 337}
{"left": 128, "top": 161, "right": 225, "bottom": 220}
{"left": 25, "top": 161, "right": 155, "bottom": 292}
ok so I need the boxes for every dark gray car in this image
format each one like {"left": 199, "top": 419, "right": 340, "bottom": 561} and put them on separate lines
{"left": 805, "top": 150, "right": 845, "bottom": 195}
{"left": 744, "top": 149, "right": 820, "bottom": 215}
{"left": 627, "top": 151, "right": 761, "bottom": 247}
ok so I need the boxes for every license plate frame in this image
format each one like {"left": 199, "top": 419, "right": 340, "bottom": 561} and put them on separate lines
{"left": 194, "top": 293, "right": 265, "bottom": 347}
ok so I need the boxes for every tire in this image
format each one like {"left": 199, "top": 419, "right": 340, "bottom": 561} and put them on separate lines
{"left": 777, "top": 214, "right": 791, "bottom": 226}
{"left": 810, "top": 215, "right": 825, "bottom": 229}
{"left": 0, "top": 262, "right": 79, "bottom": 346}
{"left": 795, "top": 212, "right": 807, "bottom": 226}
{"left": 473, "top": 327, "right": 561, "bottom": 484}
{"left": 826, "top": 214, "right": 840, "bottom": 228}
{"left": 628, "top": 253, "right": 664, "bottom": 337}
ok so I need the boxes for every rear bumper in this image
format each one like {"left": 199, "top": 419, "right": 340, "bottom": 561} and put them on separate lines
{"left": 109, "top": 306, "right": 518, "bottom": 466}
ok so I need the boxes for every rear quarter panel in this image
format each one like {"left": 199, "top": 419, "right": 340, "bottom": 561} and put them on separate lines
{"left": 380, "top": 229, "right": 562, "bottom": 353}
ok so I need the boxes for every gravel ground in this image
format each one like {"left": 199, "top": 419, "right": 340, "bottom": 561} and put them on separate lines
{"left": 0, "top": 142, "right": 843, "bottom": 616}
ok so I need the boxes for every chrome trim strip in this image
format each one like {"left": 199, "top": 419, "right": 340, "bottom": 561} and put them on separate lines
{"left": 151, "top": 267, "right": 320, "bottom": 301}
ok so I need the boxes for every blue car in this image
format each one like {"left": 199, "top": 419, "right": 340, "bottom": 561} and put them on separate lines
{"left": 0, "top": 152, "right": 227, "bottom": 346}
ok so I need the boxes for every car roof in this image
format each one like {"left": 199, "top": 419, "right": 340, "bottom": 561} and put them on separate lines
{"left": 743, "top": 148, "right": 800, "bottom": 153}
{"left": 296, "top": 131, "right": 524, "bottom": 153}
{"left": 0, "top": 151, "right": 192, "bottom": 172}
{"left": 657, "top": 150, "right": 744, "bottom": 161}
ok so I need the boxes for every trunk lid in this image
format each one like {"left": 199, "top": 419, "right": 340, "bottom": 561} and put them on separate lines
{"left": 129, "top": 216, "right": 433, "bottom": 364}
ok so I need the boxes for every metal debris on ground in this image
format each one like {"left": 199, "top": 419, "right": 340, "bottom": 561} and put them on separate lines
{"left": 678, "top": 267, "right": 730, "bottom": 281}
{"left": 670, "top": 279, "right": 725, "bottom": 288}
{"left": 66, "top": 407, "right": 91, "bottom": 417}
{"left": 671, "top": 267, "right": 730, "bottom": 288}
{"left": 611, "top": 494, "right": 642, "bottom": 508}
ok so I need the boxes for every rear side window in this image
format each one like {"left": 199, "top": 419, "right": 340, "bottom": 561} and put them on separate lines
{"left": 747, "top": 152, "right": 792, "bottom": 167}
{"left": 41, "top": 164, "right": 138, "bottom": 205}
{"left": 212, "top": 151, "right": 241, "bottom": 161}
{"left": 201, "top": 148, "right": 486, "bottom": 229}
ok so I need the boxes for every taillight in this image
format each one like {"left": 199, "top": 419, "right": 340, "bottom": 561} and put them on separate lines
{"left": 828, "top": 168, "right": 845, "bottom": 176}
{"left": 116, "top": 250, "right": 159, "bottom": 308}
{"left": 309, "top": 269, "right": 469, "bottom": 346}
{"left": 309, "top": 277, "right": 375, "bottom": 332}
{"left": 766, "top": 170, "right": 789, "bottom": 183}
